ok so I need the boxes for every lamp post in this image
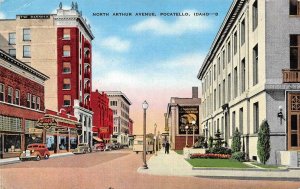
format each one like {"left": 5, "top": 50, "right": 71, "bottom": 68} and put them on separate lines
{"left": 192, "top": 120, "right": 196, "bottom": 147}
{"left": 142, "top": 100, "right": 149, "bottom": 169}
{"left": 154, "top": 123, "right": 157, "bottom": 156}
{"left": 185, "top": 125, "right": 189, "bottom": 147}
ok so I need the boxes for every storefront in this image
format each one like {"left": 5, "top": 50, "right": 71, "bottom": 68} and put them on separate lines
{"left": 36, "top": 110, "right": 80, "bottom": 154}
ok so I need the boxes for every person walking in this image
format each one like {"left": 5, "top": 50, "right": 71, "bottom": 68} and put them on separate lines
{"left": 165, "top": 141, "right": 170, "bottom": 154}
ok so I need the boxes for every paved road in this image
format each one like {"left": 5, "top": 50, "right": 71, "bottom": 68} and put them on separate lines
{"left": 0, "top": 149, "right": 299, "bottom": 189}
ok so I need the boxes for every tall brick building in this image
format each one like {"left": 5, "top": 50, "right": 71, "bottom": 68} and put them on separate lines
{"left": 0, "top": 49, "right": 49, "bottom": 158}
{"left": 91, "top": 90, "right": 113, "bottom": 143}
{"left": 0, "top": 2, "right": 94, "bottom": 147}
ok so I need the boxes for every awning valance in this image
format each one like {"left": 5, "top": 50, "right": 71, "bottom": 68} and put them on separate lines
{"left": 93, "top": 136, "right": 103, "bottom": 142}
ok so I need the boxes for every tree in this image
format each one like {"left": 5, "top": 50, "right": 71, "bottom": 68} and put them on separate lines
{"left": 257, "top": 120, "right": 271, "bottom": 164}
{"left": 231, "top": 128, "right": 241, "bottom": 153}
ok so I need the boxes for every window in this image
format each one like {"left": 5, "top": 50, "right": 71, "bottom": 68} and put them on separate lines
{"left": 222, "top": 79, "right": 225, "bottom": 104}
{"left": 290, "top": 35, "right": 300, "bottom": 69}
{"left": 241, "top": 19, "right": 245, "bottom": 45}
{"left": 241, "top": 58, "right": 246, "bottom": 92}
{"left": 253, "top": 44, "right": 258, "bottom": 85}
{"left": 63, "top": 95, "right": 71, "bottom": 106}
{"left": 228, "top": 74, "right": 231, "bottom": 102}
{"left": 63, "top": 62, "right": 71, "bottom": 73}
{"left": 222, "top": 50, "right": 225, "bottom": 69}
{"left": 217, "top": 118, "right": 220, "bottom": 131}
{"left": 217, "top": 57, "right": 220, "bottom": 75}
{"left": 253, "top": 102, "right": 259, "bottom": 133}
{"left": 9, "top": 32, "right": 16, "bottom": 45}
{"left": 63, "top": 29, "right": 70, "bottom": 39}
{"left": 214, "top": 89, "right": 216, "bottom": 111}
{"left": 15, "top": 90, "right": 20, "bottom": 105}
{"left": 214, "top": 64, "right": 216, "bottom": 81}
{"left": 234, "top": 67, "right": 238, "bottom": 98}
{"left": 290, "top": 0, "right": 300, "bottom": 15}
{"left": 252, "top": 1, "right": 258, "bottom": 31}
{"left": 232, "top": 111, "right": 236, "bottom": 136}
{"left": 8, "top": 87, "right": 13, "bottom": 103}
{"left": 63, "top": 78, "right": 71, "bottom": 89}
{"left": 9, "top": 49, "right": 16, "bottom": 58}
{"left": 27, "top": 93, "right": 31, "bottom": 108}
{"left": 23, "top": 45, "right": 31, "bottom": 58}
{"left": 218, "top": 84, "right": 221, "bottom": 108}
{"left": 234, "top": 31, "right": 237, "bottom": 55}
{"left": 227, "top": 41, "right": 231, "bottom": 63}
{"left": 63, "top": 45, "right": 70, "bottom": 57}
{"left": 23, "top": 28, "right": 31, "bottom": 41}
{"left": 110, "top": 101, "right": 117, "bottom": 106}
{"left": 31, "top": 95, "right": 36, "bottom": 109}
{"left": 36, "top": 97, "right": 40, "bottom": 110}
{"left": 239, "top": 108, "right": 243, "bottom": 133}
{"left": 0, "top": 84, "right": 4, "bottom": 101}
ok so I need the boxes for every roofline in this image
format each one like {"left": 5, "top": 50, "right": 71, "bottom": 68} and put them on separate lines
{"left": 197, "top": 0, "right": 246, "bottom": 80}
{"left": 0, "top": 49, "right": 50, "bottom": 81}
{"left": 103, "top": 91, "right": 132, "bottom": 105}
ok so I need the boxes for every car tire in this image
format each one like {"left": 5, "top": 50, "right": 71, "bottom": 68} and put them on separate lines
{"left": 44, "top": 154, "right": 49, "bottom": 160}
{"left": 36, "top": 155, "right": 41, "bottom": 161}
{"left": 83, "top": 150, "right": 86, "bottom": 154}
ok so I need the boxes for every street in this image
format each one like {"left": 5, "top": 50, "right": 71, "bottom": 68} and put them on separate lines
{"left": 0, "top": 149, "right": 299, "bottom": 189}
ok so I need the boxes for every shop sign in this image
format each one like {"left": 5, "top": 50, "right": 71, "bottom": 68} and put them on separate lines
{"left": 178, "top": 106, "right": 199, "bottom": 135}
{"left": 29, "top": 128, "right": 43, "bottom": 134}
{"left": 99, "top": 127, "right": 109, "bottom": 134}
{"left": 19, "top": 15, "right": 50, "bottom": 19}
{"left": 36, "top": 117, "right": 57, "bottom": 129}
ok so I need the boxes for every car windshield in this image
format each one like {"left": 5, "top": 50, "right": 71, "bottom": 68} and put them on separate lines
{"left": 28, "top": 145, "right": 38, "bottom": 148}
{"left": 78, "top": 144, "right": 86, "bottom": 146}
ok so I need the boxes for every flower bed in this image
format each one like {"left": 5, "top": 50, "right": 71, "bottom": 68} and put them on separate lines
{"left": 190, "top": 153, "right": 231, "bottom": 159}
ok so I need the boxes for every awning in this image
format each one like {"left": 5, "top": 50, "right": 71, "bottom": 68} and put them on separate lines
{"left": 93, "top": 136, "right": 103, "bottom": 142}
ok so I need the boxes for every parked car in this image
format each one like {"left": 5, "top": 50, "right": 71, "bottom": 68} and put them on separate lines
{"left": 93, "top": 143, "right": 105, "bottom": 151}
{"left": 19, "top": 143, "right": 50, "bottom": 161}
{"left": 73, "top": 143, "right": 92, "bottom": 154}
{"left": 104, "top": 143, "right": 113, "bottom": 151}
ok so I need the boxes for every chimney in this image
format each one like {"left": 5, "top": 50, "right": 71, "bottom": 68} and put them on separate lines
{"left": 192, "top": 87, "right": 198, "bottom": 98}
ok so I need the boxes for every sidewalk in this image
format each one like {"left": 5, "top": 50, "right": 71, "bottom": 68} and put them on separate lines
{"left": 138, "top": 150, "right": 300, "bottom": 181}
{"left": 0, "top": 152, "right": 74, "bottom": 166}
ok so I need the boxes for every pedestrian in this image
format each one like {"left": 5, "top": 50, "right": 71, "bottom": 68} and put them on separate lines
{"left": 165, "top": 141, "right": 170, "bottom": 154}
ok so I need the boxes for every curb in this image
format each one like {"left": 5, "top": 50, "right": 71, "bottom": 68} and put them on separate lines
{"left": 192, "top": 167, "right": 289, "bottom": 172}
{"left": 195, "top": 175, "right": 300, "bottom": 182}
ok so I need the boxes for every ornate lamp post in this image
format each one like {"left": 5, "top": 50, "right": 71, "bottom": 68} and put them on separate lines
{"left": 142, "top": 100, "right": 149, "bottom": 169}
{"left": 185, "top": 125, "right": 189, "bottom": 147}
{"left": 192, "top": 120, "right": 196, "bottom": 146}
{"left": 154, "top": 123, "right": 157, "bottom": 156}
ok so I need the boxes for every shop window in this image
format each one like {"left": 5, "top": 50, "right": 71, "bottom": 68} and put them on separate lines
{"left": 9, "top": 32, "right": 16, "bottom": 45}
{"left": 63, "top": 45, "right": 70, "bottom": 57}
{"left": 63, "top": 29, "right": 70, "bottom": 40}
{"left": 290, "top": 0, "right": 300, "bottom": 15}
{"left": 63, "top": 62, "right": 71, "bottom": 73}
{"left": 23, "top": 28, "right": 31, "bottom": 41}
{"left": 9, "top": 49, "right": 16, "bottom": 58}
{"left": 63, "top": 95, "right": 71, "bottom": 106}
{"left": 4, "top": 135, "right": 21, "bottom": 153}
{"left": 27, "top": 93, "right": 31, "bottom": 108}
{"left": 8, "top": 87, "right": 13, "bottom": 103}
{"left": 252, "top": 1, "right": 258, "bottom": 31}
{"left": 31, "top": 95, "right": 36, "bottom": 109}
{"left": 23, "top": 45, "right": 31, "bottom": 58}
{"left": 63, "top": 78, "right": 71, "bottom": 89}
{"left": 36, "top": 97, "right": 40, "bottom": 110}
{"left": 0, "top": 83, "right": 4, "bottom": 101}
{"left": 290, "top": 35, "right": 300, "bottom": 69}
{"left": 15, "top": 90, "right": 20, "bottom": 105}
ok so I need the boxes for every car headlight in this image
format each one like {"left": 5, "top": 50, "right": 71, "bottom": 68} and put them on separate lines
{"left": 31, "top": 150, "right": 34, "bottom": 153}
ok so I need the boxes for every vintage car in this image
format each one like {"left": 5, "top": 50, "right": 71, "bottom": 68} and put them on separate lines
{"left": 73, "top": 143, "right": 92, "bottom": 154}
{"left": 19, "top": 143, "right": 50, "bottom": 161}
{"left": 93, "top": 143, "right": 105, "bottom": 151}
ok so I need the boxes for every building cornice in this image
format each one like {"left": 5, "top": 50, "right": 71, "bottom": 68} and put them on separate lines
{"left": 197, "top": 0, "right": 246, "bottom": 80}
{"left": 0, "top": 49, "right": 49, "bottom": 81}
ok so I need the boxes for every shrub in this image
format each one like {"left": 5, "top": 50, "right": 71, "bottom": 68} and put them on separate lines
{"left": 231, "top": 128, "right": 241, "bottom": 153}
{"left": 206, "top": 147, "right": 231, "bottom": 155}
{"left": 257, "top": 120, "right": 271, "bottom": 164}
{"left": 208, "top": 136, "right": 214, "bottom": 149}
{"left": 190, "top": 153, "right": 231, "bottom": 159}
{"left": 193, "top": 135, "right": 207, "bottom": 148}
{"left": 231, "top": 152, "right": 245, "bottom": 162}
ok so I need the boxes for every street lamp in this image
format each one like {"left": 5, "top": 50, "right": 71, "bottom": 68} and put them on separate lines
{"left": 192, "top": 120, "right": 196, "bottom": 147}
{"left": 185, "top": 125, "right": 189, "bottom": 147}
{"left": 154, "top": 123, "right": 157, "bottom": 156}
{"left": 142, "top": 100, "right": 149, "bottom": 169}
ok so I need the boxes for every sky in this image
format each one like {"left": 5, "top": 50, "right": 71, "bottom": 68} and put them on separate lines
{"left": 0, "top": 0, "right": 233, "bottom": 134}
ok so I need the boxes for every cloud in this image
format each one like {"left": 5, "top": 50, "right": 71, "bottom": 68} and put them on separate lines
{"left": 0, "top": 0, "right": 5, "bottom": 19}
{"left": 0, "top": 0, "right": 4, "bottom": 4}
{"left": 131, "top": 9, "right": 212, "bottom": 36}
{"left": 160, "top": 52, "right": 205, "bottom": 69}
{"left": 100, "top": 36, "right": 131, "bottom": 52}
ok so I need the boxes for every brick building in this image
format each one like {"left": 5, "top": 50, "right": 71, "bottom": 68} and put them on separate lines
{"left": 91, "top": 90, "right": 113, "bottom": 144}
{"left": 0, "top": 49, "right": 49, "bottom": 158}
{"left": 0, "top": 2, "right": 94, "bottom": 147}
